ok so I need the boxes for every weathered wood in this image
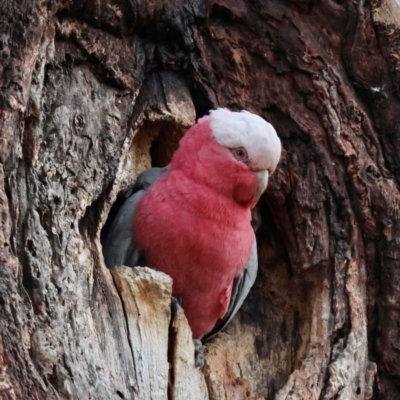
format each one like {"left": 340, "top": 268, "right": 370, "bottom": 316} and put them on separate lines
{"left": 111, "top": 267, "right": 172, "bottom": 400}
{"left": 169, "top": 304, "right": 209, "bottom": 400}
{"left": 2, "top": 0, "right": 400, "bottom": 398}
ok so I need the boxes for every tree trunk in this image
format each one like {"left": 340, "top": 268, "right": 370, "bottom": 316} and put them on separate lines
{"left": 1, "top": 0, "right": 400, "bottom": 399}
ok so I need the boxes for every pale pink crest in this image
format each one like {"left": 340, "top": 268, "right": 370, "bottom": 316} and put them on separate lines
{"left": 209, "top": 108, "right": 281, "bottom": 172}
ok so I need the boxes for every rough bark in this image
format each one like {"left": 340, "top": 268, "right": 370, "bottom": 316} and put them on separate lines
{"left": 1, "top": 0, "right": 400, "bottom": 399}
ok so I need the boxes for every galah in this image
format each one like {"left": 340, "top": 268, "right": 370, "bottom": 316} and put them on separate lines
{"left": 102, "top": 108, "right": 281, "bottom": 340}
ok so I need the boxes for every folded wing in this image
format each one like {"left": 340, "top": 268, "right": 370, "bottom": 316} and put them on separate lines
{"left": 203, "top": 236, "right": 258, "bottom": 341}
{"left": 102, "top": 167, "right": 167, "bottom": 268}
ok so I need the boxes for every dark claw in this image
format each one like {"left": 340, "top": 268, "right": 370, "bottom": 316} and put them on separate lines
{"left": 171, "top": 296, "right": 182, "bottom": 314}
{"left": 193, "top": 339, "right": 205, "bottom": 369}
{"left": 171, "top": 298, "right": 205, "bottom": 368}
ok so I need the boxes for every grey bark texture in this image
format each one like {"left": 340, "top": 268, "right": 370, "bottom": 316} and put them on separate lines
{"left": 1, "top": 0, "right": 400, "bottom": 399}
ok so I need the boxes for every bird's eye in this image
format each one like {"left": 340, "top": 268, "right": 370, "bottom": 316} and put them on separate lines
{"left": 231, "top": 147, "right": 249, "bottom": 164}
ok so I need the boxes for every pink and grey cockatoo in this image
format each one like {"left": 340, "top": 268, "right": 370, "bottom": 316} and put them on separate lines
{"left": 102, "top": 108, "right": 281, "bottom": 340}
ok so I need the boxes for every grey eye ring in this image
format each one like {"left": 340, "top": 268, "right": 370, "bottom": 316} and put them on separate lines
{"left": 230, "top": 147, "right": 249, "bottom": 164}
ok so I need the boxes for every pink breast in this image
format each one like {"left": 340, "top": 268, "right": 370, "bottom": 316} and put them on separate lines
{"left": 133, "top": 178, "right": 254, "bottom": 338}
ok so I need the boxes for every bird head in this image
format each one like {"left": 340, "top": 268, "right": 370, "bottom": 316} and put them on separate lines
{"left": 170, "top": 108, "right": 281, "bottom": 207}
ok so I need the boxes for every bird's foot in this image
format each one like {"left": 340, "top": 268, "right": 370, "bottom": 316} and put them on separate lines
{"left": 170, "top": 298, "right": 205, "bottom": 368}
{"left": 193, "top": 339, "right": 205, "bottom": 369}
{"left": 171, "top": 296, "right": 182, "bottom": 315}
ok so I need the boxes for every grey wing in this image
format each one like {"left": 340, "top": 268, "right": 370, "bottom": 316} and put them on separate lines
{"left": 102, "top": 191, "right": 145, "bottom": 268}
{"left": 132, "top": 166, "right": 167, "bottom": 191}
{"left": 102, "top": 167, "right": 167, "bottom": 269}
{"left": 203, "top": 234, "right": 258, "bottom": 342}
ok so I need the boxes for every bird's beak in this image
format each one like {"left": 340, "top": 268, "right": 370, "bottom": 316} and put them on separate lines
{"left": 253, "top": 170, "right": 269, "bottom": 200}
